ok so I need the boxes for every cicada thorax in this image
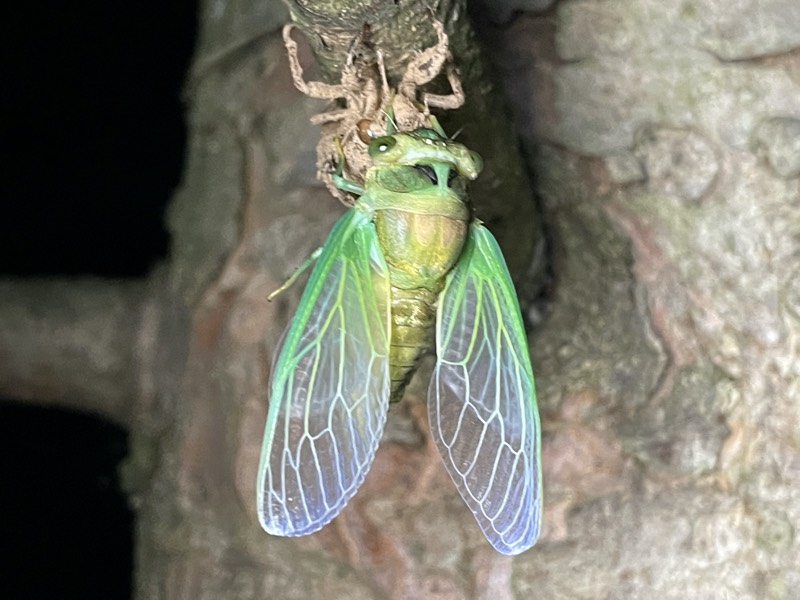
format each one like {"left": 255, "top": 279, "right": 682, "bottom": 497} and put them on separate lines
{"left": 373, "top": 208, "right": 468, "bottom": 401}
{"left": 358, "top": 128, "right": 481, "bottom": 401}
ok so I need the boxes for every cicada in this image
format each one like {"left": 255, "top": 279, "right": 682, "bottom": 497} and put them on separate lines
{"left": 257, "top": 120, "right": 542, "bottom": 555}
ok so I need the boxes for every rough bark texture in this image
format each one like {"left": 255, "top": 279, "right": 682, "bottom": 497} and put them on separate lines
{"left": 2, "top": 0, "right": 799, "bottom": 598}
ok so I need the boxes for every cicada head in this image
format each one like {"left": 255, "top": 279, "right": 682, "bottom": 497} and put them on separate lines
{"left": 367, "top": 128, "right": 483, "bottom": 180}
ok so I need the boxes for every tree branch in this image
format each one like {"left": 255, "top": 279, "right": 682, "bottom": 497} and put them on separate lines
{"left": 0, "top": 277, "right": 152, "bottom": 426}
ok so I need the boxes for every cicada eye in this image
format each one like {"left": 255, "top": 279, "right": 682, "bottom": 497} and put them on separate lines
{"left": 368, "top": 136, "right": 396, "bottom": 157}
{"left": 356, "top": 119, "right": 375, "bottom": 144}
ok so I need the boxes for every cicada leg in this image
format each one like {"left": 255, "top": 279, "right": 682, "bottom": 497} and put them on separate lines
{"left": 283, "top": 25, "right": 350, "bottom": 101}
{"left": 421, "top": 62, "right": 465, "bottom": 111}
{"left": 267, "top": 247, "right": 324, "bottom": 302}
{"left": 397, "top": 20, "right": 465, "bottom": 113}
{"left": 330, "top": 137, "right": 366, "bottom": 196}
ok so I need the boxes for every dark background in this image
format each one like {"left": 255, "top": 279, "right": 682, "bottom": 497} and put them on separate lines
{"left": 1, "top": 3, "right": 197, "bottom": 597}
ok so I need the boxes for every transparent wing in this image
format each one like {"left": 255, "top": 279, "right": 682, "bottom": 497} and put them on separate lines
{"left": 430, "top": 222, "right": 541, "bottom": 555}
{"left": 257, "top": 208, "right": 391, "bottom": 536}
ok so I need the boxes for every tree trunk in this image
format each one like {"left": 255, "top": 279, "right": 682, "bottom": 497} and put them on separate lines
{"left": 2, "top": 0, "right": 799, "bottom": 598}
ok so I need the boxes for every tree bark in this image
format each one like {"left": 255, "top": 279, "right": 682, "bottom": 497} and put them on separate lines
{"left": 2, "top": 0, "right": 799, "bottom": 598}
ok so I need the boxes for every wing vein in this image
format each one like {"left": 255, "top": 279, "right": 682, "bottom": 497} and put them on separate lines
{"left": 429, "top": 223, "right": 541, "bottom": 555}
{"left": 257, "top": 209, "right": 391, "bottom": 537}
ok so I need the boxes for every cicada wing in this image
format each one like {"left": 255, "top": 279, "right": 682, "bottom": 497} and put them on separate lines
{"left": 257, "top": 209, "right": 391, "bottom": 536}
{"left": 430, "top": 223, "right": 542, "bottom": 555}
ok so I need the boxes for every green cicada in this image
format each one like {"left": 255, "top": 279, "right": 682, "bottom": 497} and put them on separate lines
{"left": 257, "top": 120, "right": 542, "bottom": 555}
